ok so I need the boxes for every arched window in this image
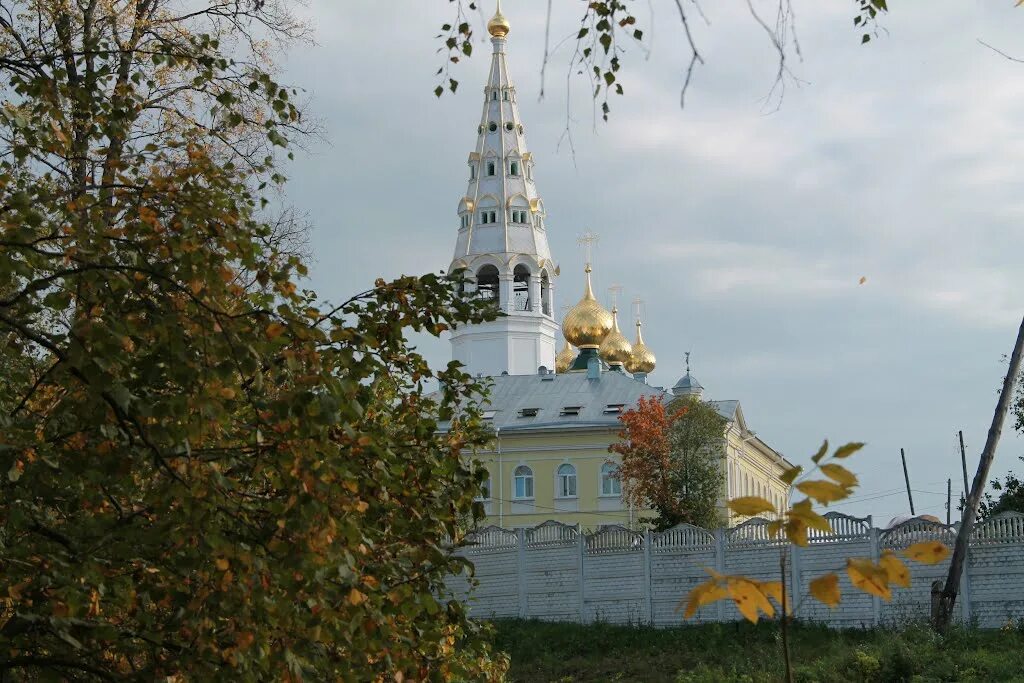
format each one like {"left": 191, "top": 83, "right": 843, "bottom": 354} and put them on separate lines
{"left": 540, "top": 271, "right": 551, "bottom": 315}
{"left": 510, "top": 161, "right": 519, "bottom": 176}
{"left": 476, "top": 265, "right": 499, "bottom": 302}
{"left": 487, "top": 161, "right": 495, "bottom": 176}
{"left": 470, "top": 164, "right": 476, "bottom": 180}
{"left": 492, "top": 91, "right": 497, "bottom": 101}
{"left": 514, "top": 465, "right": 533, "bottom": 499}
{"left": 513, "top": 264, "right": 530, "bottom": 311}
{"left": 503, "top": 90, "right": 509, "bottom": 101}
{"left": 600, "top": 463, "right": 621, "bottom": 496}
{"left": 557, "top": 464, "right": 577, "bottom": 498}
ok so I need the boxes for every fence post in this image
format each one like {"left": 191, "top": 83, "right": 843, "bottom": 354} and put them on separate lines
{"left": 577, "top": 526, "right": 586, "bottom": 624}
{"left": 517, "top": 528, "right": 527, "bottom": 619}
{"left": 643, "top": 529, "right": 653, "bottom": 625}
{"left": 869, "top": 526, "right": 881, "bottom": 626}
{"left": 714, "top": 528, "right": 727, "bottom": 622}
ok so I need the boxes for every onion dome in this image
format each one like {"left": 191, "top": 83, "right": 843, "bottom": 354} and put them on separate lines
{"left": 599, "top": 306, "right": 633, "bottom": 368}
{"left": 562, "top": 265, "right": 613, "bottom": 348}
{"left": 555, "top": 339, "right": 575, "bottom": 374}
{"left": 487, "top": 0, "right": 511, "bottom": 38}
{"left": 625, "top": 320, "right": 656, "bottom": 374}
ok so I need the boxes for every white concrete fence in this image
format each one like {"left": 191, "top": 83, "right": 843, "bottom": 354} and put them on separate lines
{"left": 444, "top": 512, "right": 1024, "bottom": 628}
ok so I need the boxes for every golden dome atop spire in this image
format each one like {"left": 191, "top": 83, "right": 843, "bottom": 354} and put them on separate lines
{"left": 599, "top": 306, "right": 633, "bottom": 368}
{"left": 555, "top": 338, "right": 575, "bottom": 374}
{"left": 625, "top": 320, "right": 656, "bottom": 375}
{"left": 562, "top": 264, "right": 613, "bottom": 349}
{"left": 487, "top": 0, "right": 511, "bottom": 37}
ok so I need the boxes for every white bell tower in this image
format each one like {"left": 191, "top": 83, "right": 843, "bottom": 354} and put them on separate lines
{"left": 448, "top": 3, "right": 559, "bottom": 377}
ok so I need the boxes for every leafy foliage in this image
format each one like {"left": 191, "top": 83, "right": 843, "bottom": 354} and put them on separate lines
{"left": 978, "top": 457, "right": 1024, "bottom": 520}
{"left": 0, "top": 1, "right": 506, "bottom": 679}
{"left": 609, "top": 395, "right": 726, "bottom": 531}
{"left": 682, "top": 441, "right": 949, "bottom": 625}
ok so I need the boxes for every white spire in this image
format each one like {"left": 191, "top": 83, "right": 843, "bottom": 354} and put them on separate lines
{"left": 450, "top": 14, "right": 552, "bottom": 270}
{"left": 448, "top": 5, "right": 559, "bottom": 378}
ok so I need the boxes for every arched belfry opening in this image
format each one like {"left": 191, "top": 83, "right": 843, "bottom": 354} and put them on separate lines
{"left": 476, "top": 265, "right": 500, "bottom": 302}
{"left": 513, "top": 264, "right": 530, "bottom": 311}
{"left": 540, "top": 270, "right": 551, "bottom": 315}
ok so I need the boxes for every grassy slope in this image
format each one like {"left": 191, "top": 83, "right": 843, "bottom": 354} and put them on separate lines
{"left": 490, "top": 619, "right": 1024, "bottom": 683}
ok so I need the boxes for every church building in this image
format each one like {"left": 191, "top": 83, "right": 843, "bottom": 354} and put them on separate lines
{"left": 440, "top": 4, "right": 792, "bottom": 530}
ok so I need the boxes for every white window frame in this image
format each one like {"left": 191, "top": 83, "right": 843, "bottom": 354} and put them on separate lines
{"left": 513, "top": 465, "right": 534, "bottom": 500}
{"left": 556, "top": 463, "right": 577, "bottom": 499}
{"left": 600, "top": 463, "right": 621, "bottom": 497}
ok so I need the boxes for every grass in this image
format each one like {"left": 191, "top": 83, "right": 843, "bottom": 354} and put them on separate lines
{"left": 488, "top": 618, "right": 1024, "bottom": 682}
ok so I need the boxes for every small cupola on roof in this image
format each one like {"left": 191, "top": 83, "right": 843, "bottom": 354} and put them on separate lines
{"left": 672, "top": 352, "right": 704, "bottom": 399}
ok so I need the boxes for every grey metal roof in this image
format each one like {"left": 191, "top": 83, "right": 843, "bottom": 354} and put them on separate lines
{"left": 437, "top": 371, "right": 739, "bottom": 433}
{"left": 673, "top": 372, "right": 703, "bottom": 391}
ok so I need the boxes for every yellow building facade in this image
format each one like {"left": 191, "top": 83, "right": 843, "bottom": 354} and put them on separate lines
{"left": 459, "top": 369, "right": 792, "bottom": 532}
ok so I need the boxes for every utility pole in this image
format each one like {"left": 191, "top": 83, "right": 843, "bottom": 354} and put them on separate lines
{"left": 900, "top": 448, "right": 916, "bottom": 516}
{"left": 937, "top": 314, "right": 1024, "bottom": 631}
{"left": 958, "top": 430, "right": 969, "bottom": 514}
{"left": 946, "top": 478, "right": 951, "bottom": 526}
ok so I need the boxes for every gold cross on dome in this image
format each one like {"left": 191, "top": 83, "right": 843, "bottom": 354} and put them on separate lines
{"left": 608, "top": 284, "right": 623, "bottom": 311}
{"left": 577, "top": 230, "right": 599, "bottom": 266}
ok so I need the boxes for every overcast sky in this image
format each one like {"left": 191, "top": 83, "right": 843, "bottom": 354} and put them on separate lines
{"left": 281, "top": 1, "right": 1024, "bottom": 524}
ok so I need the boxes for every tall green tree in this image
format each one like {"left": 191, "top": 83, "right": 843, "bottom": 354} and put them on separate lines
{"left": 0, "top": 1, "right": 504, "bottom": 680}
{"left": 610, "top": 396, "right": 726, "bottom": 531}
{"left": 978, "top": 457, "right": 1024, "bottom": 520}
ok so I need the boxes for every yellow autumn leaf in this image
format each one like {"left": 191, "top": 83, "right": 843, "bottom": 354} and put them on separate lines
{"left": 784, "top": 518, "right": 809, "bottom": 547}
{"left": 833, "top": 442, "right": 865, "bottom": 459}
{"left": 680, "top": 578, "right": 728, "bottom": 618}
{"left": 266, "top": 322, "right": 286, "bottom": 340}
{"left": 727, "top": 496, "right": 776, "bottom": 517}
{"left": 347, "top": 588, "right": 367, "bottom": 606}
{"left": 215, "top": 558, "right": 229, "bottom": 571}
{"left": 766, "top": 520, "right": 784, "bottom": 539}
{"left": 903, "top": 541, "right": 950, "bottom": 565}
{"left": 788, "top": 502, "right": 832, "bottom": 536}
{"left": 847, "top": 558, "right": 892, "bottom": 601}
{"left": 811, "top": 440, "right": 829, "bottom": 464}
{"left": 809, "top": 573, "right": 841, "bottom": 608}
{"left": 780, "top": 465, "right": 803, "bottom": 485}
{"left": 727, "top": 578, "right": 775, "bottom": 623}
{"left": 879, "top": 551, "right": 911, "bottom": 588}
{"left": 796, "top": 479, "right": 850, "bottom": 504}
{"left": 759, "top": 581, "right": 789, "bottom": 614}
{"left": 820, "top": 463, "right": 858, "bottom": 487}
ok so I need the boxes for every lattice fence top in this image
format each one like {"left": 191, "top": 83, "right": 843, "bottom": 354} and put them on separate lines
{"left": 807, "top": 512, "right": 872, "bottom": 544}
{"left": 464, "top": 525, "right": 519, "bottom": 553}
{"left": 971, "top": 512, "right": 1024, "bottom": 544}
{"left": 585, "top": 525, "right": 643, "bottom": 554}
{"left": 650, "top": 523, "right": 716, "bottom": 552}
{"left": 880, "top": 516, "right": 955, "bottom": 549}
{"left": 525, "top": 520, "right": 580, "bottom": 547}
{"left": 727, "top": 517, "right": 784, "bottom": 547}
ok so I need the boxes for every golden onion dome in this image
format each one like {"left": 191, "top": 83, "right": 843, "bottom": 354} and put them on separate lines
{"left": 487, "top": 1, "right": 511, "bottom": 38}
{"left": 599, "top": 306, "right": 633, "bottom": 367}
{"left": 562, "top": 265, "right": 613, "bottom": 348}
{"left": 555, "top": 339, "right": 575, "bottom": 374}
{"left": 625, "top": 320, "right": 656, "bottom": 374}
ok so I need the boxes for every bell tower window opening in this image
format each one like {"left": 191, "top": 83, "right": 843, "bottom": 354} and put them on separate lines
{"left": 480, "top": 210, "right": 497, "bottom": 224}
{"left": 513, "top": 264, "right": 530, "bottom": 312}
{"left": 487, "top": 161, "right": 495, "bottom": 176}
{"left": 510, "top": 161, "right": 519, "bottom": 176}
{"left": 540, "top": 271, "right": 551, "bottom": 315}
{"left": 492, "top": 91, "right": 497, "bottom": 101}
{"left": 503, "top": 90, "right": 509, "bottom": 101}
{"left": 470, "top": 164, "right": 476, "bottom": 180}
{"left": 488, "top": 121, "right": 498, "bottom": 132}
{"left": 476, "top": 265, "right": 499, "bottom": 302}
